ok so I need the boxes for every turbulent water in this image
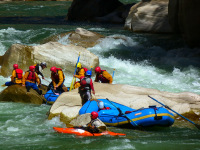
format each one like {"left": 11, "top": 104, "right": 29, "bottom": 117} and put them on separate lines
{"left": 0, "top": 1, "right": 200, "bottom": 150}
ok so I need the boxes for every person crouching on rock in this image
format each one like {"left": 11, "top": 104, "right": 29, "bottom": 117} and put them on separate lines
{"left": 79, "top": 70, "right": 95, "bottom": 106}
{"left": 22, "top": 66, "right": 41, "bottom": 95}
{"left": 4, "top": 64, "right": 23, "bottom": 86}
{"left": 48, "top": 66, "right": 65, "bottom": 94}
{"left": 34, "top": 62, "right": 47, "bottom": 80}
{"left": 94, "top": 66, "right": 113, "bottom": 84}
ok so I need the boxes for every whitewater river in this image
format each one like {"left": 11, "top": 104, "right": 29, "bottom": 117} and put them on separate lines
{"left": 0, "top": 1, "right": 200, "bottom": 150}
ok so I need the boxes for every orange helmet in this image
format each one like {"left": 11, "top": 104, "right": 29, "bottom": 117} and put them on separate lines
{"left": 95, "top": 66, "right": 101, "bottom": 73}
{"left": 91, "top": 111, "right": 98, "bottom": 120}
{"left": 50, "top": 66, "right": 57, "bottom": 73}
{"left": 29, "top": 66, "right": 35, "bottom": 71}
{"left": 13, "top": 64, "right": 18, "bottom": 69}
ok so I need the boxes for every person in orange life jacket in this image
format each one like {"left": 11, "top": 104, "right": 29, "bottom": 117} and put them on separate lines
{"left": 98, "top": 101, "right": 111, "bottom": 111}
{"left": 94, "top": 66, "right": 113, "bottom": 84}
{"left": 74, "top": 76, "right": 84, "bottom": 89}
{"left": 34, "top": 62, "right": 47, "bottom": 79}
{"left": 5, "top": 64, "right": 23, "bottom": 86}
{"left": 73, "top": 62, "right": 88, "bottom": 79}
{"left": 48, "top": 66, "right": 65, "bottom": 93}
{"left": 79, "top": 70, "right": 95, "bottom": 105}
{"left": 22, "top": 66, "right": 41, "bottom": 95}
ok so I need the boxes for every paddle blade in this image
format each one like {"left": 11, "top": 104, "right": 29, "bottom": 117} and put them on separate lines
{"left": 1, "top": 84, "right": 6, "bottom": 87}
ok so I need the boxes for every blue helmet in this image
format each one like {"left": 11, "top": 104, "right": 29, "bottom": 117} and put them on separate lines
{"left": 85, "top": 70, "right": 92, "bottom": 76}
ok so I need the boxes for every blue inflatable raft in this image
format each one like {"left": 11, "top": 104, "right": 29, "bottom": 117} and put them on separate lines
{"left": 44, "top": 89, "right": 60, "bottom": 105}
{"left": 79, "top": 99, "right": 174, "bottom": 128}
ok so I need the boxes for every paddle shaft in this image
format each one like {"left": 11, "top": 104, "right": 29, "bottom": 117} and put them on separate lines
{"left": 70, "top": 53, "right": 80, "bottom": 91}
{"left": 148, "top": 95, "right": 200, "bottom": 128}
{"left": 106, "top": 98, "right": 139, "bottom": 127}
{"left": 112, "top": 69, "right": 115, "bottom": 79}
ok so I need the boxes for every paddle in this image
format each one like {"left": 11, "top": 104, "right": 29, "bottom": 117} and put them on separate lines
{"left": 112, "top": 69, "right": 115, "bottom": 79}
{"left": 148, "top": 95, "right": 200, "bottom": 130}
{"left": 1, "top": 84, "right": 6, "bottom": 87}
{"left": 69, "top": 52, "right": 80, "bottom": 91}
{"left": 106, "top": 98, "right": 140, "bottom": 128}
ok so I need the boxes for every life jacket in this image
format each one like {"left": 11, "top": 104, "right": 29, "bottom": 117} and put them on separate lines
{"left": 80, "top": 77, "right": 91, "bottom": 91}
{"left": 98, "top": 70, "right": 109, "bottom": 83}
{"left": 15, "top": 69, "right": 23, "bottom": 79}
{"left": 52, "top": 68, "right": 64, "bottom": 81}
{"left": 26, "top": 71, "right": 36, "bottom": 82}
{"left": 34, "top": 64, "right": 40, "bottom": 73}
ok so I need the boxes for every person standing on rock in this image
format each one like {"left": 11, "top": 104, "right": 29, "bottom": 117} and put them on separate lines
{"left": 48, "top": 66, "right": 65, "bottom": 93}
{"left": 4, "top": 64, "right": 23, "bottom": 86}
{"left": 22, "top": 66, "right": 42, "bottom": 95}
{"left": 79, "top": 70, "right": 95, "bottom": 105}
{"left": 94, "top": 66, "right": 113, "bottom": 84}
{"left": 34, "top": 62, "right": 47, "bottom": 80}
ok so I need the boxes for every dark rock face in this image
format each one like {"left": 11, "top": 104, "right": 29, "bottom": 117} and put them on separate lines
{"left": 0, "top": 85, "right": 46, "bottom": 104}
{"left": 67, "top": 0, "right": 126, "bottom": 23}
{"left": 168, "top": 0, "right": 200, "bottom": 48}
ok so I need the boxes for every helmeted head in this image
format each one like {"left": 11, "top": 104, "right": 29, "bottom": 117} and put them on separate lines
{"left": 77, "top": 62, "right": 82, "bottom": 68}
{"left": 91, "top": 111, "right": 98, "bottom": 120}
{"left": 13, "top": 64, "right": 18, "bottom": 69}
{"left": 40, "top": 62, "right": 47, "bottom": 68}
{"left": 85, "top": 70, "right": 92, "bottom": 77}
{"left": 99, "top": 101, "right": 104, "bottom": 109}
{"left": 29, "top": 66, "right": 35, "bottom": 72}
{"left": 50, "top": 66, "right": 57, "bottom": 73}
{"left": 95, "top": 66, "right": 101, "bottom": 74}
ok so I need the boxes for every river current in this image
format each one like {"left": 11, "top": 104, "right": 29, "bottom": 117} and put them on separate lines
{"left": 0, "top": 1, "right": 200, "bottom": 150}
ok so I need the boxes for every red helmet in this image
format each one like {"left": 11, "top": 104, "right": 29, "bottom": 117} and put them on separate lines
{"left": 50, "top": 66, "right": 57, "bottom": 73}
{"left": 29, "top": 66, "right": 35, "bottom": 71}
{"left": 13, "top": 64, "right": 18, "bottom": 69}
{"left": 95, "top": 66, "right": 101, "bottom": 73}
{"left": 91, "top": 111, "right": 98, "bottom": 120}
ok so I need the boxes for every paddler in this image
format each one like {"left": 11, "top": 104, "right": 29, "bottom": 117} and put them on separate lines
{"left": 79, "top": 70, "right": 95, "bottom": 105}
{"left": 4, "top": 64, "right": 23, "bottom": 86}
{"left": 94, "top": 66, "right": 113, "bottom": 84}
{"left": 48, "top": 66, "right": 65, "bottom": 94}
{"left": 34, "top": 62, "right": 47, "bottom": 80}
{"left": 22, "top": 66, "right": 42, "bottom": 95}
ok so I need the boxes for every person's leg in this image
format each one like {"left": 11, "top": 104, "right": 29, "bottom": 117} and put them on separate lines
{"left": 5, "top": 81, "right": 15, "bottom": 86}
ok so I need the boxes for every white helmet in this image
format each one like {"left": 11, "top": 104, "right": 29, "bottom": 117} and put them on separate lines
{"left": 99, "top": 101, "right": 104, "bottom": 109}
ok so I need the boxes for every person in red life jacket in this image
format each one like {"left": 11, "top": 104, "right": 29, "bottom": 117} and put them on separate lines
{"left": 22, "top": 66, "right": 41, "bottom": 95}
{"left": 34, "top": 62, "right": 47, "bottom": 79}
{"left": 79, "top": 70, "right": 95, "bottom": 105}
{"left": 48, "top": 66, "right": 65, "bottom": 94}
{"left": 98, "top": 101, "right": 111, "bottom": 111}
{"left": 94, "top": 66, "right": 113, "bottom": 84}
{"left": 4, "top": 64, "right": 23, "bottom": 86}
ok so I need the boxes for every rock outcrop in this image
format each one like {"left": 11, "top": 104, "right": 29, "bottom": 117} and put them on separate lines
{"left": 125, "top": 0, "right": 172, "bottom": 33}
{"left": 48, "top": 82, "right": 200, "bottom": 124}
{"left": 168, "top": 0, "right": 200, "bottom": 48}
{"left": 0, "top": 41, "right": 99, "bottom": 77}
{"left": 0, "top": 84, "right": 46, "bottom": 104}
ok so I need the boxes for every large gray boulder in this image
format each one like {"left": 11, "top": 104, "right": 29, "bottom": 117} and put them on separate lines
{"left": 0, "top": 41, "right": 99, "bottom": 77}
{"left": 48, "top": 82, "right": 200, "bottom": 124}
{"left": 125, "top": 0, "right": 172, "bottom": 33}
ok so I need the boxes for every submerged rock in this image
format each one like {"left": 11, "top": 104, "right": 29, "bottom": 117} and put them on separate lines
{"left": 48, "top": 82, "right": 200, "bottom": 124}
{"left": 0, "top": 84, "right": 45, "bottom": 104}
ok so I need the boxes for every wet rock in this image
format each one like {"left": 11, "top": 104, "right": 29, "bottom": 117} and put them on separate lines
{"left": 0, "top": 84, "right": 45, "bottom": 104}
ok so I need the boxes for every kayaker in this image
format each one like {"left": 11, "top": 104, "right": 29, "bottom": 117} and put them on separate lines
{"left": 34, "top": 62, "right": 47, "bottom": 80}
{"left": 79, "top": 70, "right": 95, "bottom": 105}
{"left": 81, "top": 111, "right": 103, "bottom": 133}
{"left": 4, "top": 64, "right": 23, "bottom": 86}
{"left": 73, "top": 62, "right": 86, "bottom": 79}
{"left": 94, "top": 66, "right": 113, "bottom": 84}
{"left": 22, "top": 66, "right": 42, "bottom": 95}
{"left": 48, "top": 66, "right": 65, "bottom": 94}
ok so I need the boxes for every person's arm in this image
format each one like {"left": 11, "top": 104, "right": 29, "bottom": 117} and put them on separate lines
{"left": 94, "top": 74, "right": 99, "bottom": 82}
{"left": 35, "top": 73, "right": 41, "bottom": 85}
{"left": 37, "top": 66, "right": 44, "bottom": 78}
{"left": 74, "top": 68, "right": 85, "bottom": 78}
{"left": 90, "top": 79, "right": 95, "bottom": 94}
{"left": 11, "top": 70, "right": 16, "bottom": 82}
{"left": 22, "top": 72, "right": 29, "bottom": 86}
{"left": 51, "top": 73, "right": 56, "bottom": 88}
{"left": 57, "top": 70, "right": 64, "bottom": 87}
{"left": 103, "top": 71, "right": 113, "bottom": 84}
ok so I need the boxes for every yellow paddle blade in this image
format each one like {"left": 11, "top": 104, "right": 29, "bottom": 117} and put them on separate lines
{"left": 1, "top": 84, "right": 6, "bottom": 87}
